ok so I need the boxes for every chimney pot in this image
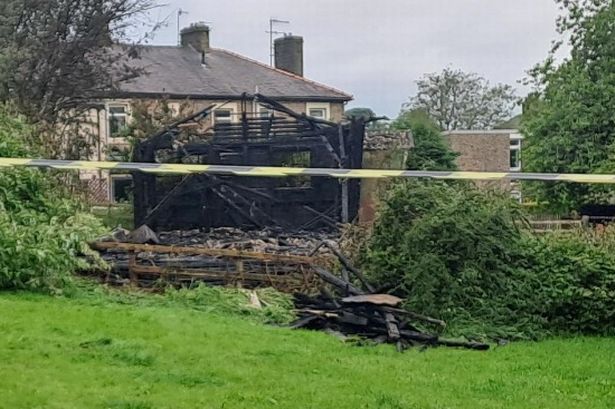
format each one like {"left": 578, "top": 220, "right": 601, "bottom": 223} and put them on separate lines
{"left": 180, "top": 22, "right": 210, "bottom": 54}
{"left": 274, "top": 35, "right": 304, "bottom": 77}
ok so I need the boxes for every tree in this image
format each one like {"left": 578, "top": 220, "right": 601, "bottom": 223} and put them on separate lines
{"left": 345, "top": 107, "right": 376, "bottom": 122}
{"left": 403, "top": 68, "right": 517, "bottom": 131}
{"left": 109, "top": 99, "right": 192, "bottom": 161}
{"left": 344, "top": 107, "right": 389, "bottom": 130}
{"left": 0, "top": 0, "right": 157, "bottom": 124}
{"left": 393, "top": 109, "right": 458, "bottom": 171}
{"left": 522, "top": 0, "right": 615, "bottom": 213}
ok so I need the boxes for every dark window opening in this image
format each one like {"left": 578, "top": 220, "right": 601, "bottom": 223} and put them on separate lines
{"left": 510, "top": 149, "right": 520, "bottom": 170}
{"left": 273, "top": 150, "right": 312, "bottom": 188}
{"left": 112, "top": 176, "right": 132, "bottom": 203}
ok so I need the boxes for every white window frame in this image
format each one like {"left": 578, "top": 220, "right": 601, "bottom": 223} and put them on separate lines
{"left": 306, "top": 102, "right": 331, "bottom": 121}
{"left": 258, "top": 105, "right": 274, "bottom": 119}
{"left": 510, "top": 133, "right": 523, "bottom": 172}
{"left": 212, "top": 103, "right": 238, "bottom": 125}
{"left": 107, "top": 103, "right": 130, "bottom": 140}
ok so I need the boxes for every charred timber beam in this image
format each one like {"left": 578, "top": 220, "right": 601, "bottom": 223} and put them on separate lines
{"left": 214, "top": 180, "right": 339, "bottom": 230}
{"left": 210, "top": 185, "right": 264, "bottom": 229}
{"left": 310, "top": 241, "right": 375, "bottom": 293}
{"left": 254, "top": 94, "right": 338, "bottom": 127}
{"left": 90, "top": 242, "right": 324, "bottom": 264}
{"left": 217, "top": 184, "right": 282, "bottom": 228}
{"left": 313, "top": 266, "right": 364, "bottom": 296}
{"left": 380, "top": 306, "right": 446, "bottom": 328}
{"left": 142, "top": 175, "right": 195, "bottom": 226}
{"left": 144, "top": 104, "right": 216, "bottom": 149}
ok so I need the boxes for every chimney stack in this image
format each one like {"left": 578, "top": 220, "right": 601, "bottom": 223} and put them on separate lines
{"left": 180, "top": 22, "right": 210, "bottom": 54}
{"left": 274, "top": 35, "right": 304, "bottom": 77}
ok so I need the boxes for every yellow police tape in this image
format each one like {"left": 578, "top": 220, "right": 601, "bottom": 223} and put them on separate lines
{"left": 1, "top": 157, "right": 615, "bottom": 183}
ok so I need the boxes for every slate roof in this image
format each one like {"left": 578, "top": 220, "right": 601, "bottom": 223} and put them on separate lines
{"left": 111, "top": 45, "right": 352, "bottom": 102}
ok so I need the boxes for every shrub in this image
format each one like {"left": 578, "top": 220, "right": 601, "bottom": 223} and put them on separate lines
{"left": 523, "top": 233, "right": 615, "bottom": 335}
{"left": 0, "top": 106, "right": 105, "bottom": 293}
{"left": 363, "top": 180, "right": 615, "bottom": 339}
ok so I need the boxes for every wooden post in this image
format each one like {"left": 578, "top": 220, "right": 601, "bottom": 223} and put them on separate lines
{"left": 128, "top": 251, "right": 137, "bottom": 286}
{"left": 338, "top": 124, "right": 349, "bottom": 223}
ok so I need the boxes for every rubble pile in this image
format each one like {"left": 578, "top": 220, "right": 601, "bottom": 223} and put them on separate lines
{"left": 157, "top": 227, "right": 339, "bottom": 256}
{"left": 293, "top": 293, "right": 489, "bottom": 351}
{"left": 90, "top": 225, "right": 490, "bottom": 351}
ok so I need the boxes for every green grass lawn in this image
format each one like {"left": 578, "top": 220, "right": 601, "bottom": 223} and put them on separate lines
{"left": 91, "top": 204, "right": 134, "bottom": 230}
{"left": 0, "top": 293, "right": 614, "bottom": 409}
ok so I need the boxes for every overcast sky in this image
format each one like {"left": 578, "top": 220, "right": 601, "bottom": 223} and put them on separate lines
{"left": 143, "top": 0, "right": 565, "bottom": 118}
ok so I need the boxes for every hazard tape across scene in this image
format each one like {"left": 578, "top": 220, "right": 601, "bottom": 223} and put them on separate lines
{"left": 1, "top": 157, "right": 615, "bottom": 184}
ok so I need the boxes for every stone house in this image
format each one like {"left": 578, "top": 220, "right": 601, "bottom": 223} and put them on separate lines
{"left": 81, "top": 22, "right": 352, "bottom": 203}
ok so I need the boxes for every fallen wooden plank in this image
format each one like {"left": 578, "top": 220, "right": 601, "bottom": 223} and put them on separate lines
{"left": 342, "top": 294, "right": 403, "bottom": 307}
{"left": 91, "top": 241, "right": 323, "bottom": 264}
{"left": 312, "top": 267, "right": 364, "bottom": 295}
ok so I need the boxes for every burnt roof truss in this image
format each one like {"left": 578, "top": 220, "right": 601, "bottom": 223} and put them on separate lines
{"left": 132, "top": 94, "right": 366, "bottom": 231}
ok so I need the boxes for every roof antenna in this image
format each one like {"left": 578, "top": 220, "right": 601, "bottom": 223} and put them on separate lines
{"left": 177, "top": 8, "right": 189, "bottom": 45}
{"left": 267, "top": 18, "right": 290, "bottom": 66}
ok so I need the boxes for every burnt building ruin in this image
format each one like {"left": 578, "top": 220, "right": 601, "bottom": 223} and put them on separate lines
{"left": 132, "top": 95, "right": 366, "bottom": 231}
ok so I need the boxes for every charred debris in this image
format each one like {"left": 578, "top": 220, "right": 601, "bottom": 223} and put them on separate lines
{"left": 132, "top": 94, "right": 365, "bottom": 231}
{"left": 89, "top": 96, "right": 488, "bottom": 351}
{"left": 91, "top": 228, "right": 489, "bottom": 351}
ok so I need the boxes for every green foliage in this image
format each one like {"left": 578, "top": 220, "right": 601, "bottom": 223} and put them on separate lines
{"left": 406, "top": 124, "right": 458, "bottom": 171}
{"left": 109, "top": 99, "right": 191, "bottom": 161}
{"left": 344, "top": 107, "right": 376, "bottom": 122}
{"left": 393, "top": 108, "right": 438, "bottom": 130}
{"left": 164, "top": 284, "right": 295, "bottom": 325}
{"left": 364, "top": 181, "right": 615, "bottom": 339}
{"left": 91, "top": 204, "right": 134, "bottom": 230}
{"left": 72, "top": 281, "right": 295, "bottom": 325}
{"left": 522, "top": 233, "right": 615, "bottom": 335}
{"left": 0, "top": 107, "right": 105, "bottom": 293}
{"left": 393, "top": 109, "right": 458, "bottom": 171}
{"left": 523, "top": 1, "right": 615, "bottom": 213}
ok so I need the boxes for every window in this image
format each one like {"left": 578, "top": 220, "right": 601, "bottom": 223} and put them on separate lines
{"left": 259, "top": 107, "right": 273, "bottom": 119}
{"left": 510, "top": 137, "right": 522, "bottom": 171}
{"left": 510, "top": 182, "right": 522, "bottom": 203}
{"left": 108, "top": 106, "right": 128, "bottom": 138}
{"left": 214, "top": 109, "right": 233, "bottom": 124}
{"left": 309, "top": 108, "right": 327, "bottom": 120}
{"left": 511, "top": 189, "right": 522, "bottom": 203}
{"left": 110, "top": 175, "right": 132, "bottom": 203}
{"left": 306, "top": 103, "right": 331, "bottom": 121}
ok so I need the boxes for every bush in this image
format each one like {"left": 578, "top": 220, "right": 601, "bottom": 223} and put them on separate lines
{"left": 363, "top": 180, "right": 615, "bottom": 339}
{"left": 524, "top": 234, "right": 615, "bottom": 335}
{"left": 0, "top": 106, "right": 105, "bottom": 293}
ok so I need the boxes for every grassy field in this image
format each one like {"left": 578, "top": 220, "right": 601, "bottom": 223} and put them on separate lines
{"left": 91, "top": 204, "right": 134, "bottom": 230}
{"left": 0, "top": 293, "right": 614, "bottom": 409}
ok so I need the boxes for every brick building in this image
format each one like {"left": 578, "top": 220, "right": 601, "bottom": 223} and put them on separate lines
{"left": 358, "top": 128, "right": 524, "bottom": 223}
{"left": 443, "top": 129, "right": 523, "bottom": 198}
